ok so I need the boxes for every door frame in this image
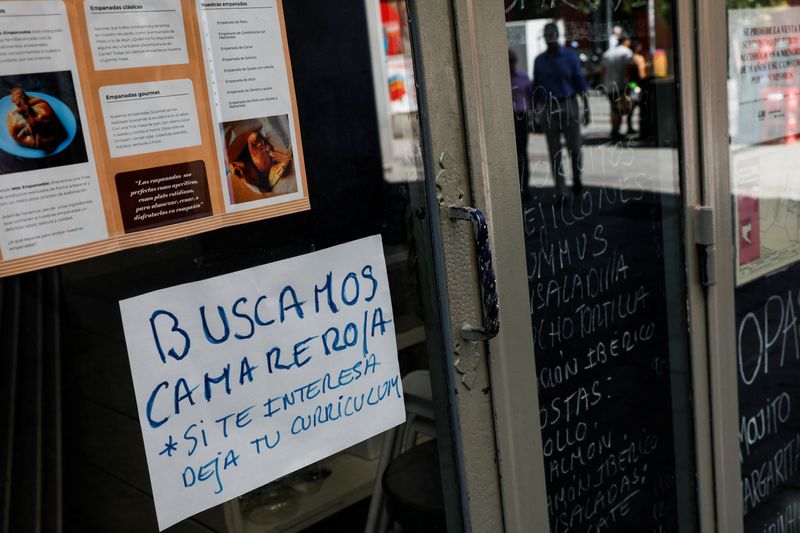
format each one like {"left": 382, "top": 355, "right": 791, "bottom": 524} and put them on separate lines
{"left": 435, "top": 0, "right": 553, "bottom": 530}
{"left": 694, "top": 0, "right": 746, "bottom": 531}
{"left": 408, "top": 0, "right": 523, "bottom": 530}
{"left": 410, "top": 0, "right": 565, "bottom": 529}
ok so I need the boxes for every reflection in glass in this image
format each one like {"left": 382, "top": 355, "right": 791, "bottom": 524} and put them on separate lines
{"left": 505, "top": 0, "right": 697, "bottom": 530}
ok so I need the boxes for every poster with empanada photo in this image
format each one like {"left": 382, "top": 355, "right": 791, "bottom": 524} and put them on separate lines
{"left": 0, "top": 0, "right": 308, "bottom": 277}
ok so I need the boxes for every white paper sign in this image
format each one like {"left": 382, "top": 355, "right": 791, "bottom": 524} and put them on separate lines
{"left": 119, "top": 235, "right": 405, "bottom": 530}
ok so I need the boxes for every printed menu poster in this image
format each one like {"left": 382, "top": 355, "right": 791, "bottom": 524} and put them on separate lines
{"left": 0, "top": 0, "right": 308, "bottom": 277}
{"left": 729, "top": 7, "right": 800, "bottom": 284}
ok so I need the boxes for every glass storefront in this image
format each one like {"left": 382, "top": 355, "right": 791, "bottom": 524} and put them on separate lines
{"left": 2, "top": 0, "right": 799, "bottom": 531}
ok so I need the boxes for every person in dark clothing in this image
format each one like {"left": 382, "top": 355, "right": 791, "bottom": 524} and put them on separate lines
{"left": 532, "top": 22, "right": 591, "bottom": 196}
{"left": 510, "top": 49, "right": 532, "bottom": 195}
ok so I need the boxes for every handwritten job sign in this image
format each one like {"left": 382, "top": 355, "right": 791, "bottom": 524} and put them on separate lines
{"left": 120, "top": 236, "right": 405, "bottom": 530}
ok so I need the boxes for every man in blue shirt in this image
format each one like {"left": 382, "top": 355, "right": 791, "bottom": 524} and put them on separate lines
{"left": 532, "top": 23, "right": 591, "bottom": 196}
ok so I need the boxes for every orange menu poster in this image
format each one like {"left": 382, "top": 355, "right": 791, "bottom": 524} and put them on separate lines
{"left": 0, "top": 0, "right": 308, "bottom": 277}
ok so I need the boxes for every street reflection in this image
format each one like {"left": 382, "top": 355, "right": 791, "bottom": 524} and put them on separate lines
{"left": 507, "top": 4, "right": 696, "bottom": 529}
{"left": 523, "top": 92, "right": 679, "bottom": 195}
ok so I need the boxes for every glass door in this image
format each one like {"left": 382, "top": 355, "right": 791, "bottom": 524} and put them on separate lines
{"left": 436, "top": 0, "right": 707, "bottom": 530}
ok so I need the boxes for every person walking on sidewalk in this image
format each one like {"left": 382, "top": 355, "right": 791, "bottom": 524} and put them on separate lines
{"left": 532, "top": 22, "right": 591, "bottom": 196}
{"left": 600, "top": 35, "right": 634, "bottom": 140}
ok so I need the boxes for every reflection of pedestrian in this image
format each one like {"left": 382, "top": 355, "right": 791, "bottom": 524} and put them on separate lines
{"left": 609, "top": 25, "right": 623, "bottom": 48}
{"left": 532, "top": 23, "right": 590, "bottom": 196}
{"left": 627, "top": 41, "right": 647, "bottom": 134}
{"left": 510, "top": 49, "right": 532, "bottom": 194}
{"left": 600, "top": 36, "right": 633, "bottom": 139}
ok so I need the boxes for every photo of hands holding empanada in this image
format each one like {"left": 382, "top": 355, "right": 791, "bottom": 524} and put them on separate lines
{"left": 7, "top": 88, "right": 67, "bottom": 151}
{"left": 221, "top": 115, "right": 298, "bottom": 205}
{"left": 0, "top": 71, "right": 87, "bottom": 176}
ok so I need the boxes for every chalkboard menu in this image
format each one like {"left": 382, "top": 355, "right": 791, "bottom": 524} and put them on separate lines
{"left": 524, "top": 184, "right": 689, "bottom": 532}
{"left": 736, "top": 262, "right": 800, "bottom": 532}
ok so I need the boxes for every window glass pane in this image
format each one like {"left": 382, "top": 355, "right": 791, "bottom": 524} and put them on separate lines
{"left": 0, "top": 1, "right": 463, "bottom": 531}
{"left": 727, "top": 1, "right": 800, "bottom": 530}
{"left": 504, "top": 0, "right": 698, "bottom": 529}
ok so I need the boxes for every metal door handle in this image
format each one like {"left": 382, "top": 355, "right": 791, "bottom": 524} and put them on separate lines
{"left": 448, "top": 206, "right": 500, "bottom": 341}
